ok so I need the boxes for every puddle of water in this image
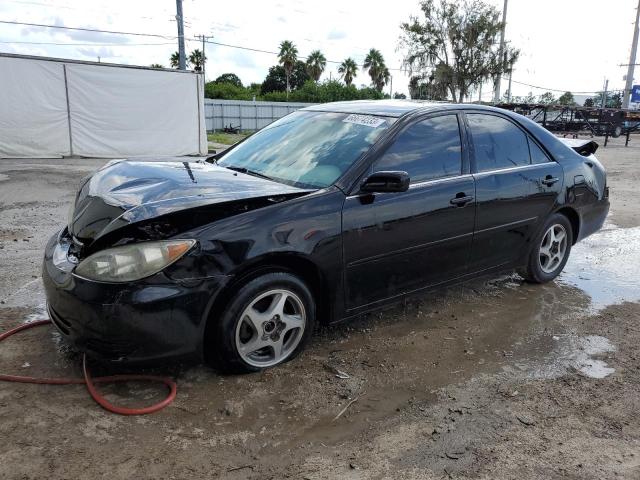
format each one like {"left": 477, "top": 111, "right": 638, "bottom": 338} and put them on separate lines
{"left": 560, "top": 224, "right": 640, "bottom": 312}
{"left": 520, "top": 334, "right": 616, "bottom": 380}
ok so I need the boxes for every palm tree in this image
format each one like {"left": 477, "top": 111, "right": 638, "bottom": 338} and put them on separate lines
{"left": 306, "top": 50, "right": 326, "bottom": 82}
{"left": 278, "top": 40, "right": 298, "bottom": 98}
{"left": 378, "top": 66, "right": 391, "bottom": 92}
{"left": 169, "top": 51, "right": 188, "bottom": 69}
{"left": 338, "top": 58, "right": 358, "bottom": 87}
{"left": 363, "top": 48, "right": 388, "bottom": 92}
{"left": 189, "top": 49, "right": 206, "bottom": 72}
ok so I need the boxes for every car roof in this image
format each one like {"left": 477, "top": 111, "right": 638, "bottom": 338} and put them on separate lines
{"left": 302, "top": 99, "right": 507, "bottom": 118}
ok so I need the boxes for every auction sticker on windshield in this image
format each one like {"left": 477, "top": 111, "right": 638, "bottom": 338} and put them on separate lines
{"left": 343, "top": 114, "right": 386, "bottom": 128}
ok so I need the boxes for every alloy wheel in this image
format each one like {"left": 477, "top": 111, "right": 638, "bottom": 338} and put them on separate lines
{"left": 538, "top": 224, "right": 568, "bottom": 274}
{"left": 234, "top": 288, "right": 306, "bottom": 368}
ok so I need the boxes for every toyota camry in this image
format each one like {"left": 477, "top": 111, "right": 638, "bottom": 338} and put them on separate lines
{"left": 43, "top": 101, "right": 609, "bottom": 372}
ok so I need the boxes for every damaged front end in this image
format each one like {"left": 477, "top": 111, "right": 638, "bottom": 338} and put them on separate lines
{"left": 43, "top": 159, "right": 314, "bottom": 363}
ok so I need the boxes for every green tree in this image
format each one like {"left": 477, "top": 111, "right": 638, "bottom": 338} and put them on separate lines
{"left": 363, "top": 48, "right": 389, "bottom": 92}
{"left": 189, "top": 49, "right": 206, "bottom": 72}
{"left": 400, "top": 0, "right": 519, "bottom": 103}
{"left": 338, "top": 58, "right": 358, "bottom": 87}
{"left": 278, "top": 40, "right": 299, "bottom": 98}
{"left": 214, "top": 73, "right": 243, "bottom": 88}
{"left": 261, "top": 61, "right": 310, "bottom": 94}
{"left": 262, "top": 79, "right": 385, "bottom": 103}
{"left": 584, "top": 98, "right": 594, "bottom": 108}
{"left": 170, "top": 51, "right": 187, "bottom": 69}
{"left": 149, "top": 63, "right": 164, "bottom": 69}
{"left": 306, "top": 50, "right": 327, "bottom": 82}
{"left": 408, "top": 65, "right": 450, "bottom": 100}
{"left": 557, "top": 91, "right": 575, "bottom": 105}
{"left": 538, "top": 91, "right": 556, "bottom": 104}
{"left": 204, "top": 82, "right": 253, "bottom": 100}
{"left": 394, "top": 92, "right": 407, "bottom": 99}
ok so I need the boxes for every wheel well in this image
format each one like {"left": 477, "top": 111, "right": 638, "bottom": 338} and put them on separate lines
{"left": 556, "top": 207, "right": 580, "bottom": 244}
{"left": 202, "top": 254, "right": 329, "bottom": 360}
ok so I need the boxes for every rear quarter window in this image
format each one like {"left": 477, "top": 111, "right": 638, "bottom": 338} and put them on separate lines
{"left": 528, "top": 137, "right": 551, "bottom": 164}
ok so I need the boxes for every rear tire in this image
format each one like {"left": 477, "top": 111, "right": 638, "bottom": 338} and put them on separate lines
{"left": 207, "top": 272, "right": 316, "bottom": 373}
{"left": 520, "top": 213, "right": 573, "bottom": 284}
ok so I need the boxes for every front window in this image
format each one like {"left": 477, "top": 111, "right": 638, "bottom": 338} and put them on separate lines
{"left": 374, "top": 114, "right": 462, "bottom": 183}
{"left": 217, "top": 110, "right": 393, "bottom": 188}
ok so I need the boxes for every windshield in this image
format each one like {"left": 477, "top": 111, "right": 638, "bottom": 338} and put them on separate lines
{"left": 217, "top": 110, "right": 392, "bottom": 188}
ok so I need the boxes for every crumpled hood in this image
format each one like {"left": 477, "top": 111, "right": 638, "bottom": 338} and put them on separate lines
{"left": 69, "top": 159, "right": 310, "bottom": 245}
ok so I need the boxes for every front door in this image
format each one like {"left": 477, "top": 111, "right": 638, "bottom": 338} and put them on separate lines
{"left": 342, "top": 113, "right": 476, "bottom": 312}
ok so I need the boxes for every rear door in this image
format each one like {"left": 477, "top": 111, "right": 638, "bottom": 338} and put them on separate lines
{"left": 464, "top": 112, "right": 563, "bottom": 273}
{"left": 342, "top": 112, "right": 476, "bottom": 311}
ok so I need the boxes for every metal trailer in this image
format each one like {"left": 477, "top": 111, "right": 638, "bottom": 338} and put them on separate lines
{"left": 495, "top": 103, "right": 627, "bottom": 138}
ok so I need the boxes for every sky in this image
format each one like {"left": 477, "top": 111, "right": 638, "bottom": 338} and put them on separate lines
{"left": 0, "top": 0, "right": 638, "bottom": 101}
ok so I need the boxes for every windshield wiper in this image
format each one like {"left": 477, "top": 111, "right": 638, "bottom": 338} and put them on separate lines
{"left": 223, "top": 165, "right": 274, "bottom": 181}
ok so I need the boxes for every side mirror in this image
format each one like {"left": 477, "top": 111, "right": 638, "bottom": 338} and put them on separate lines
{"left": 360, "top": 171, "right": 410, "bottom": 193}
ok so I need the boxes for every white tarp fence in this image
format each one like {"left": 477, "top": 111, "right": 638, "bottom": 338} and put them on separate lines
{"left": 0, "top": 55, "right": 206, "bottom": 158}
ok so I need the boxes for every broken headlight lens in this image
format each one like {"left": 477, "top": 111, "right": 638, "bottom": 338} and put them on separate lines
{"left": 74, "top": 239, "right": 196, "bottom": 283}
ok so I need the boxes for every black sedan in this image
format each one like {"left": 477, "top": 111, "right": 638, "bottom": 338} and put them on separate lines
{"left": 43, "top": 101, "right": 609, "bottom": 372}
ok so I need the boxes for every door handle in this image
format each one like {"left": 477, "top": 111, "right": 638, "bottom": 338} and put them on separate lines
{"left": 450, "top": 194, "right": 474, "bottom": 206}
{"left": 541, "top": 176, "right": 559, "bottom": 186}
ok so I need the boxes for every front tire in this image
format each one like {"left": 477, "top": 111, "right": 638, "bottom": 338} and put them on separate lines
{"left": 208, "top": 272, "right": 316, "bottom": 373}
{"left": 521, "top": 213, "right": 573, "bottom": 283}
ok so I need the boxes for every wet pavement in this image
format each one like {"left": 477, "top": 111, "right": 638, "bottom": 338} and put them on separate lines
{"left": 1, "top": 139, "right": 640, "bottom": 479}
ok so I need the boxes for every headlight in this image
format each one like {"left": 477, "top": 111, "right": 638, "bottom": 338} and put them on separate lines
{"left": 74, "top": 239, "right": 196, "bottom": 283}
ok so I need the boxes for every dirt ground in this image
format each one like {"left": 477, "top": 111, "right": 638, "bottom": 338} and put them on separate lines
{"left": 1, "top": 137, "right": 639, "bottom": 479}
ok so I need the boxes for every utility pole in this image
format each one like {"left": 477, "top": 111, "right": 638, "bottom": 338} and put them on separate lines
{"left": 390, "top": 75, "right": 393, "bottom": 98}
{"left": 175, "top": 0, "right": 186, "bottom": 70}
{"left": 200, "top": 34, "right": 207, "bottom": 78}
{"left": 623, "top": 0, "right": 640, "bottom": 109}
{"left": 493, "top": 0, "right": 508, "bottom": 103}
{"left": 602, "top": 78, "right": 609, "bottom": 108}
{"left": 507, "top": 60, "right": 513, "bottom": 102}
{"left": 478, "top": 82, "right": 482, "bottom": 102}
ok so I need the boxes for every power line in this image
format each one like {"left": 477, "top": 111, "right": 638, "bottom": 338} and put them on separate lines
{"left": 1, "top": 18, "right": 607, "bottom": 94}
{"left": 0, "top": 19, "right": 406, "bottom": 70}
{"left": 0, "top": 20, "right": 180, "bottom": 40}
{"left": 0, "top": 40, "right": 175, "bottom": 47}
{"left": 506, "top": 77, "right": 599, "bottom": 94}
{"left": 202, "top": 38, "right": 406, "bottom": 71}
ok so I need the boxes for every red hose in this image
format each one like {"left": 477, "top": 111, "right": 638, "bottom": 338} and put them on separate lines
{"left": 0, "top": 319, "right": 177, "bottom": 415}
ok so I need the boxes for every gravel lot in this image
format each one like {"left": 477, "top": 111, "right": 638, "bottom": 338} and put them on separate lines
{"left": 1, "top": 137, "right": 639, "bottom": 479}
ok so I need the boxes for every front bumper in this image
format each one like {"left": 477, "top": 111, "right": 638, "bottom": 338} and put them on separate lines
{"left": 42, "top": 230, "right": 229, "bottom": 364}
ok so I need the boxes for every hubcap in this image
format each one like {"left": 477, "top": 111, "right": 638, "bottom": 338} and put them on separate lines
{"left": 235, "top": 289, "right": 306, "bottom": 368}
{"left": 539, "top": 224, "right": 568, "bottom": 274}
